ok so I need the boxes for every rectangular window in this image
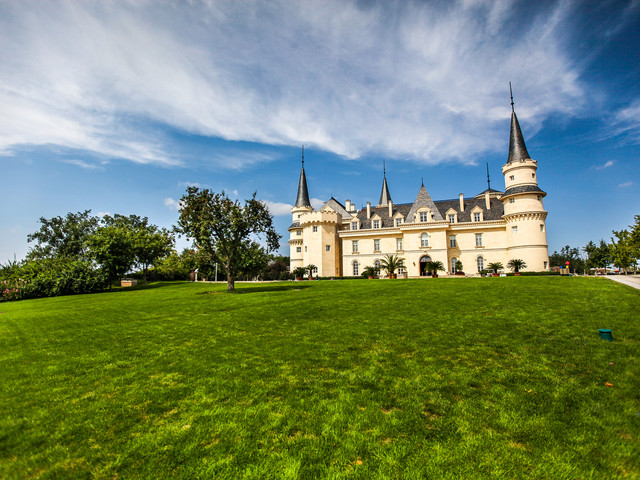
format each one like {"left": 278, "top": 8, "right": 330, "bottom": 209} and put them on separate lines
{"left": 304, "top": 246, "right": 307, "bottom": 252}
{"left": 353, "top": 262, "right": 359, "bottom": 276}
{"left": 510, "top": 175, "right": 515, "bottom": 180}
{"left": 544, "top": 261, "right": 548, "bottom": 269}
{"left": 540, "top": 224, "right": 545, "bottom": 232}
{"left": 312, "top": 226, "right": 318, "bottom": 232}
{"left": 421, "top": 234, "right": 429, "bottom": 247}
{"left": 448, "top": 214, "right": 455, "bottom": 223}
{"left": 450, "top": 236, "right": 457, "bottom": 248}
{"left": 352, "top": 240, "right": 358, "bottom": 253}
{"left": 296, "top": 247, "right": 301, "bottom": 253}
{"left": 374, "top": 239, "right": 380, "bottom": 251}
{"left": 475, "top": 233, "right": 483, "bottom": 247}
{"left": 396, "top": 238, "right": 403, "bottom": 251}
{"left": 512, "top": 226, "right": 518, "bottom": 234}
{"left": 326, "top": 245, "right": 331, "bottom": 251}
{"left": 473, "top": 212, "right": 481, "bottom": 222}
{"left": 398, "top": 261, "right": 405, "bottom": 275}
{"left": 351, "top": 222, "right": 358, "bottom": 230}
{"left": 395, "top": 218, "right": 402, "bottom": 227}
{"left": 419, "top": 212, "right": 428, "bottom": 222}
{"left": 373, "top": 220, "right": 380, "bottom": 229}
{"left": 313, "top": 267, "right": 318, "bottom": 274}
{"left": 509, "top": 198, "right": 515, "bottom": 203}
{"left": 296, "top": 230, "right": 302, "bottom": 236}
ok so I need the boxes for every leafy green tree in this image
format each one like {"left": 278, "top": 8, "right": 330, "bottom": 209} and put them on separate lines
{"left": 584, "top": 240, "right": 611, "bottom": 271}
{"left": 236, "top": 240, "right": 271, "bottom": 280}
{"left": 86, "top": 217, "right": 136, "bottom": 288}
{"left": 507, "top": 258, "right": 527, "bottom": 273}
{"left": 175, "top": 188, "right": 280, "bottom": 292}
{"left": 380, "top": 254, "right": 404, "bottom": 278}
{"left": 610, "top": 230, "right": 633, "bottom": 273}
{"left": 455, "top": 260, "right": 463, "bottom": 273}
{"left": 27, "top": 210, "right": 98, "bottom": 260}
{"left": 424, "top": 260, "right": 445, "bottom": 277}
{"left": 550, "top": 245, "right": 585, "bottom": 274}
{"left": 129, "top": 217, "right": 174, "bottom": 283}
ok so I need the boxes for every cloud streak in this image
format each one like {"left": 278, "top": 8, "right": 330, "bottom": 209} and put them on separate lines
{"left": 0, "top": 0, "right": 618, "bottom": 168}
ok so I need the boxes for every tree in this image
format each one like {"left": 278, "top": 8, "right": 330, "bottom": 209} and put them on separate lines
{"left": 507, "top": 259, "right": 527, "bottom": 274}
{"left": 424, "top": 260, "right": 445, "bottom": 277}
{"left": 27, "top": 210, "right": 98, "bottom": 260}
{"left": 380, "top": 254, "right": 404, "bottom": 278}
{"left": 361, "top": 265, "right": 379, "bottom": 279}
{"left": 549, "top": 245, "right": 585, "bottom": 274}
{"left": 584, "top": 240, "right": 611, "bottom": 272}
{"left": 86, "top": 217, "right": 136, "bottom": 288}
{"left": 610, "top": 230, "right": 633, "bottom": 273}
{"left": 131, "top": 219, "right": 174, "bottom": 284}
{"left": 455, "top": 260, "right": 463, "bottom": 273}
{"left": 175, "top": 188, "right": 280, "bottom": 292}
{"left": 487, "top": 261, "right": 504, "bottom": 273}
{"left": 305, "top": 264, "right": 317, "bottom": 279}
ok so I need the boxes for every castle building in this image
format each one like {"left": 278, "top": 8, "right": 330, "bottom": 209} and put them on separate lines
{"left": 289, "top": 99, "right": 549, "bottom": 277}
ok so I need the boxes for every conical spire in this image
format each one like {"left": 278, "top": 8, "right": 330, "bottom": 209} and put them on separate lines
{"left": 294, "top": 146, "right": 311, "bottom": 208}
{"left": 507, "top": 84, "right": 531, "bottom": 164}
{"left": 378, "top": 161, "right": 392, "bottom": 206}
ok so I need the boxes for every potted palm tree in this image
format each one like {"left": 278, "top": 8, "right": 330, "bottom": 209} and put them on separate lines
{"left": 507, "top": 259, "right": 527, "bottom": 275}
{"left": 380, "top": 254, "right": 403, "bottom": 279}
{"left": 306, "top": 264, "right": 317, "bottom": 280}
{"left": 455, "top": 260, "right": 464, "bottom": 276}
{"left": 361, "top": 265, "right": 379, "bottom": 279}
{"left": 424, "top": 260, "right": 445, "bottom": 278}
{"left": 488, "top": 262, "right": 504, "bottom": 277}
{"left": 293, "top": 267, "right": 307, "bottom": 281}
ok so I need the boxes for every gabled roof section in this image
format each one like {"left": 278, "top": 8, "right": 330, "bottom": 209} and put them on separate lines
{"left": 321, "top": 197, "right": 351, "bottom": 220}
{"left": 405, "top": 185, "right": 444, "bottom": 223}
{"left": 294, "top": 165, "right": 311, "bottom": 208}
{"left": 474, "top": 188, "right": 504, "bottom": 198}
{"left": 378, "top": 176, "right": 392, "bottom": 206}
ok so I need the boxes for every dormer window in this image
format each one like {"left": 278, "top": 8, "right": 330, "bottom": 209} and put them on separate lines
{"left": 473, "top": 212, "right": 481, "bottom": 222}
{"left": 373, "top": 220, "right": 380, "bottom": 229}
{"left": 419, "top": 212, "right": 429, "bottom": 222}
{"left": 448, "top": 214, "right": 455, "bottom": 223}
{"left": 351, "top": 222, "right": 358, "bottom": 230}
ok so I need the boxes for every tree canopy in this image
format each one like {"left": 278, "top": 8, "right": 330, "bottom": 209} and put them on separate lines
{"left": 175, "top": 188, "right": 280, "bottom": 292}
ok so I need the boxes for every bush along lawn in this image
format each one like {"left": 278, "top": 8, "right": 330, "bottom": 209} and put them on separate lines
{"left": 0, "top": 277, "right": 639, "bottom": 479}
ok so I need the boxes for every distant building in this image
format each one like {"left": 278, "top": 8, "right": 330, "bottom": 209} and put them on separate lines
{"left": 289, "top": 99, "right": 549, "bottom": 277}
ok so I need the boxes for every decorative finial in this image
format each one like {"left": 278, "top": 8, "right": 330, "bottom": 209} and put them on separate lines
{"left": 383, "top": 160, "right": 386, "bottom": 177}
{"left": 486, "top": 163, "right": 491, "bottom": 190}
{"left": 302, "top": 145, "right": 304, "bottom": 167}
{"left": 421, "top": 177, "right": 424, "bottom": 186}
{"left": 509, "top": 82, "right": 514, "bottom": 112}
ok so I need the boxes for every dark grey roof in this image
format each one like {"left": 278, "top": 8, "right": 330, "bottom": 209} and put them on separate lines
{"left": 405, "top": 185, "right": 444, "bottom": 222}
{"left": 354, "top": 203, "right": 413, "bottom": 229}
{"left": 474, "top": 188, "right": 504, "bottom": 198}
{"left": 434, "top": 197, "right": 504, "bottom": 222}
{"left": 507, "top": 111, "right": 531, "bottom": 164}
{"left": 321, "top": 197, "right": 352, "bottom": 220}
{"left": 502, "top": 185, "right": 546, "bottom": 197}
{"left": 378, "top": 176, "right": 392, "bottom": 206}
{"left": 294, "top": 167, "right": 311, "bottom": 208}
{"left": 288, "top": 221, "right": 301, "bottom": 230}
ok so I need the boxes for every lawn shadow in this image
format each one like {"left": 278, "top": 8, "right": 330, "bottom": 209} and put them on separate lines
{"left": 225, "top": 283, "right": 313, "bottom": 295}
{"left": 105, "top": 281, "right": 187, "bottom": 294}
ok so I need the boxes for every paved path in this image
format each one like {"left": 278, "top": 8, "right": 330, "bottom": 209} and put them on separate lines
{"left": 604, "top": 275, "right": 640, "bottom": 290}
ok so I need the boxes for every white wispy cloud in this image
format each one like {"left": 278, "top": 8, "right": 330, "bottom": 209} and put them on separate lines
{"left": 63, "top": 158, "right": 104, "bottom": 170}
{"left": 262, "top": 200, "right": 293, "bottom": 216}
{"left": 618, "top": 181, "right": 633, "bottom": 188}
{"left": 164, "top": 197, "right": 183, "bottom": 211}
{"left": 0, "top": 1, "right": 602, "bottom": 167}
{"left": 609, "top": 99, "right": 640, "bottom": 144}
{"left": 595, "top": 160, "right": 614, "bottom": 170}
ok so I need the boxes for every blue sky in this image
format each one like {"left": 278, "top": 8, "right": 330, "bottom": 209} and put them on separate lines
{"left": 1, "top": 0, "right": 639, "bottom": 262}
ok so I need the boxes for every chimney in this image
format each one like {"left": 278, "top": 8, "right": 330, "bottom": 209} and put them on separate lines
{"left": 485, "top": 191, "right": 491, "bottom": 210}
{"left": 459, "top": 193, "right": 464, "bottom": 212}
{"left": 345, "top": 199, "right": 351, "bottom": 211}
{"left": 366, "top": 202, "right": 371, "bottom": 219}
{"left": 388, "top": 201, "right": 393, "bottom": 218}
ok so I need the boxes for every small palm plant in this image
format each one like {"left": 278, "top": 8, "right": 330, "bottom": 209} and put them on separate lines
{"left": 305, "top": 264, "right": 317, "bottom": 279}
{"left": 488, "top": 262, "right": 504, "bottom": 275}
{"left": 292, "top": 267, "right": 307, "bottom": 280}
{"left": 361, "top": 265, "right": 379, "bottom": 279}
{"left": 507, "top": 259, "right": 527, "bottom": 274}
{"left": 424, "top": 260, "right": 445, "bottom": 277}
{"left": 380, "top": 254, "right": 404, "bottom": 279}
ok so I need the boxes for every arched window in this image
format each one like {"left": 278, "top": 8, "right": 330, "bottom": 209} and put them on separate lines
{"left": 421, "top": 233, "right": 429, "bottom": 247}
{"left": 477, "top": 256, "right": 484, "bottom": 272}
{"left": 419, "top": 255, "right": 432, "bottom": 277}
{"left": 398, "top": 260, "right": 405, "bottom": 275}
{"left": 353, "top": 261, "right": 359, "bottom": 276}
{"left": 451, "top": 257, "right": 457, "bottom": 273}
{"left": 374, "top": 259, "right": 381, "bottom": 270}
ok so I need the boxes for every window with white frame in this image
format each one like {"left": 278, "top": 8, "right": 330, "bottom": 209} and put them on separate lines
{"left": 374, "top": 239, "right": 380, "bottom": 251}
{"left": 396, "top": 238, "right": 403, "bottom": 251}
{"left": 313, "top": 266, "right": 318, "bottom": 274}
{"left": 326, "top": 245, "right": 331, "bottom": 251}
{"left": 373, "top": 220, "right": 380, "bottom": 229}
{"left": 353, "top": 261, "right": 359, "bottom": 276}
{"left": 296, "top": 230, "right": 302, "bottom": 236}
{"left": 451, "top": 257, "right": 457, "bottom": 273}
{"left": 512, "top": 226, "right": 518, "bottom": 234}
{"left": 312, "top": 226, "right": 318, "bottom": 232}
{"left": 448, "top": 214, "right": 455, "bottom": 223}
{"left": 351, "top": 222, "right": 358, "bottom": 230}
{"left": 375, "top": 259, "right": 381, "bottom": 270}
{"left": 509, "top": 198, "right": 515, "bottom": 203}
{"left": 296, "top": 247, "right": 301, "bottom": 253}
{"left": 477, "top": 256, "right": 484, "bottom": 272}
{"left": 352, "top": 240, "right": 358, "bottom": 253}
{"left": 421, "top": 233, "right": 429, "bottom": 247}
{"left": 450, "top": 235, "right": 457, "bottom": 248}
{"left": 475, "top": 233, "right": 483, "bottom": 247}
{"left": 398, "top": 260, "right": 405, "bottom": 275}
{"left": 419, "top": 212, "right": 429, "bottom": 222}
{"left": 395, "top": 218, "right": 402, "bottom": 227}
{"left": 473, "top": 212, "right": 481, "bottom": 222}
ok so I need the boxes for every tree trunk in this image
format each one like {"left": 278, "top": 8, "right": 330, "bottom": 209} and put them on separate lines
{"left": 143, "top": 266, "right": 148, "bottom": 284}
{"left": 227, "top": 278, "right": 235, "bottom": 292}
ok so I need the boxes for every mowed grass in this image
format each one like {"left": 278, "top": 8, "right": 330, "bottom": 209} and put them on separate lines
{"left": 1, "top": 278, "right": 639, "bottom": 479}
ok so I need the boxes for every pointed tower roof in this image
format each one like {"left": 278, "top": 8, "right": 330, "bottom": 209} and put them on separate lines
{"left": 405, "top": 184, "right": 444, "bottom": 223}
{"left": 294, "top": 146, "right": 311, "bottom": 208}
{"left": 507, "top": 84, "right": 531, "bottom": 164}
{"left": 378, "top": 161, "right": 392, "bottom": 206}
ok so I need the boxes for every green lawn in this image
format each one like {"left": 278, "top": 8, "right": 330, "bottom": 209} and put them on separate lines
{"left": 1, "top": 277, "right": 639, "bottom": 479}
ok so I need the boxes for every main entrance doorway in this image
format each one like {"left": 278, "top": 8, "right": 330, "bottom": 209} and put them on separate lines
{"left": 419, "top": 255, "right": 431, "bottom": 276}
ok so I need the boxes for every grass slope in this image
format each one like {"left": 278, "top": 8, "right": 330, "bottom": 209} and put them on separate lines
{"left": 1, "top": 278, "right": 639, "bottom": 479}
